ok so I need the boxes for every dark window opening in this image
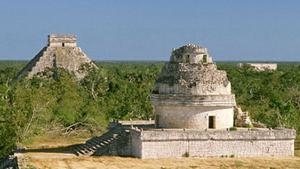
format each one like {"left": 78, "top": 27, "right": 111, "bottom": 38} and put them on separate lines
{"left": 203, "top": 55, "right": 207, "bottom": 63}
{"left": 62, "top": 43, "right": 65, "bottom": 47}
{"left": 208, "top": 116, "right": 216, "bottom": 129}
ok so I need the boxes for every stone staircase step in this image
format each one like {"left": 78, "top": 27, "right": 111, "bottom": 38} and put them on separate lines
{"left": 72, "top": 126, "right": 125, "bottom": 156}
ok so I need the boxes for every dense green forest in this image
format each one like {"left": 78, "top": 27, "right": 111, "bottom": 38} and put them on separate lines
{"left": 0, "top": 61, "right": 300, "bottom": 158}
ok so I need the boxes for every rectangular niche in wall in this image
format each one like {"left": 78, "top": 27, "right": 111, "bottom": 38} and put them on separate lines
{"left": 208, "top": 116, "right": 216, "bottom": 129}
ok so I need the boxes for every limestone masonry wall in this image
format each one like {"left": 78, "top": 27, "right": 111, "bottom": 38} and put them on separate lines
{"left": 131, "top": 130, "right": 142, "bottom": 157}
{"left": 130, "top": 129, "right": 296, "bottom": 159}
{"left": 48, "top": 34, "right": 77, "bottom": 47}
{"left": 154, "top": 105, "right": 234, "bottom": 129}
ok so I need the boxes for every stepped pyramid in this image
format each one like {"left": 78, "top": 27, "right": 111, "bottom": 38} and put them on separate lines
{"left": 17, "top": 34, "right": 97, "bottom": 79}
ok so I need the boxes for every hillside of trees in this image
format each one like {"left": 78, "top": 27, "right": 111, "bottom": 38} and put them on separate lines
{"left": 0, "top": 61, "right": 300, "bottom": 158}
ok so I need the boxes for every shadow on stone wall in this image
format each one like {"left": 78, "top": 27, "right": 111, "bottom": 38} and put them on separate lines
{"left": 0, "top": 155, "right": 19, "bottom": 169}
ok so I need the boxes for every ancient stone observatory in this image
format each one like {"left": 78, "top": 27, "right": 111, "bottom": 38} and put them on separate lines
{"left": 151, "top": 44, "right": 236, "bottom": 129}
{"left": 76, "top": 44, "right": 295, "bottom": 159}
{"left": 17, "top": 34, "right": 96, "bottom": 79}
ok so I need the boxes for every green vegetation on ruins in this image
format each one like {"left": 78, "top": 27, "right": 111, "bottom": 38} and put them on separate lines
{"left": 0, "top": 61, "right": 300, "bottom": 158}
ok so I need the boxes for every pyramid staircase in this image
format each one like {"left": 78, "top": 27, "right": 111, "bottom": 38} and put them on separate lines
{"left": 16, "top": 47, "right": 57, "bottom": 79}
{"left": 30, "top": 47, "right": 56, "bottom": 73}
{"left": 73, "top": 125, "right": 126, "bottom": 156}
{"left": 16, "top": 47, "right": 46, "bottom": 79}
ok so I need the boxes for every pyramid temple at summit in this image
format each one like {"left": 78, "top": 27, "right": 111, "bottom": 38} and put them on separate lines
{"left": 17, "top": 34, "right": 96, "bottom": 79}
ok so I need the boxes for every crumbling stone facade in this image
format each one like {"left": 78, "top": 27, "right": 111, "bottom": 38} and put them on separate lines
{"left": 17, "top": 34, "right": 96, "bottom": 79}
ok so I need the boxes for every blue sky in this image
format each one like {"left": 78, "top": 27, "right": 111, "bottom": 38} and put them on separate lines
{"left": 0, "top": 0, "right": 300, "bottom": 61}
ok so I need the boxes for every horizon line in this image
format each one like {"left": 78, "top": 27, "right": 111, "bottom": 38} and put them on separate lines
{"left": 0, "top": 59, "right": 300, "bottom": 63}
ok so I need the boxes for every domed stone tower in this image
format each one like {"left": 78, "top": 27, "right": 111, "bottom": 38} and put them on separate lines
{"left": 151, "top": 44, "right": 236, "bottom": 129}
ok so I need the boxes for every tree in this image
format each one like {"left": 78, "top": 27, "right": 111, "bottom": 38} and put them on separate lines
{"left": 0, "top": 69, "right": 16, "bottom": 158}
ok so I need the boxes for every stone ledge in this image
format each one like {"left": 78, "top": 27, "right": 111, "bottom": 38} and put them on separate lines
{"left": 151, "top": 94, "right": 236, "bottom": 106}
{"left": 131, "top": 128, "right": 296, "bottom": 141}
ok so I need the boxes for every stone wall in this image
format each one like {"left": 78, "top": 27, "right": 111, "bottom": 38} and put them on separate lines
{"left": 130, "top": 128, "right": 296, "bottom": 159}
{"left": 48, "top": 34, "right": 77, "bottom": 47}
{"left": 151, "top": 94, "right": 236, "bottom": 107}
{"left": 131, "top": 129, "right": 142, "bottom": 157}
{"left": 154, "top": 105, "right": 234, "bottom": 129}
{"left": 0, "top": 155, "right": 18, "bottom": 168}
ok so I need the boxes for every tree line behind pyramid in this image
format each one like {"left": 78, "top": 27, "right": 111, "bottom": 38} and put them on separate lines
{"left": 0, "top": 34, "right": 299, "bottom": 158}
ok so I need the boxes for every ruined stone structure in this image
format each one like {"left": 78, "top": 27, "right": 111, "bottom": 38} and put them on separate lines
{"left": 152, "top": 44, "right": 236, "bottom": 129}
{"left": 17, "top": 34, "right": 96, "bottom": 79}
{"left": 234, "top": 106, "right": 252, "bottom": 127}
{"left": 73, "top": 44, "right": 295, "bottom": 159}
{"left": 238, "top": 63, "right": 277, "bottom": 71}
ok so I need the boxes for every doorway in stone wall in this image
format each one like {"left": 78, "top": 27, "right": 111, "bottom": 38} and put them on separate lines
{"left": 208, "top": 116, "right": 216, "bottom": 129}
{"left": 203, "top": 55, "right": 208, "bottom": 63}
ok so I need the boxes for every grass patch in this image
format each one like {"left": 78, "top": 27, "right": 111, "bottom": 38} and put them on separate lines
{"left": 19, "top": 131, "right": 92, "bottom": 149}
{"left": 25, "top": 164, "right": 37, "bottom": 169}
{"left": 234, "top": 160, "right": 243, "bottom": 168}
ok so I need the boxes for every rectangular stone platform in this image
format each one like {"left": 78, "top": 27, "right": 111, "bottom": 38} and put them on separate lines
{"left": 130, "top": 128, "right": 296, "bottom": 159}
